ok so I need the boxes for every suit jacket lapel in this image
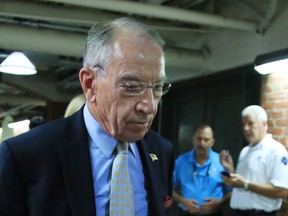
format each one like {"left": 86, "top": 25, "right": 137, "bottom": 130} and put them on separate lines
{"left": 137, "top": 138, "right": 166, "bottom": 216}
{"left": 57, "top": 109, "right": 96, "bottom": 216}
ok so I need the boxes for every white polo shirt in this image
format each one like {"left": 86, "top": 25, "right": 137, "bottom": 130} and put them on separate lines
{"left": 231, "top": 134, "right": 288, "bottom": 212}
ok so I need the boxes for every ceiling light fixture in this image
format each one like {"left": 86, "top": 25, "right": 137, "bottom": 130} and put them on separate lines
{"left": 254, "top": 48, "right": 288, "bottom": 75}
{"left": 0, "top": 51, "right": 37, "bottom": 75}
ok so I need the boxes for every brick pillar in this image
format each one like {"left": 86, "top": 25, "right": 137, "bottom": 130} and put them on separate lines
{"left": 261, "top": 72, "right": 288, "bottom": 150}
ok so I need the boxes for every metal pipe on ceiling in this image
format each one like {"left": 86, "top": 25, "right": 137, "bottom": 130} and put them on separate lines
{"left": 0, "top": 104, "right": 40, "bottom": 119}
{"left": 39, "top": 0, "right": 258, "bottom": 32}
{"left": 0, "top": 0, "right": 117, "bottom": 26}
{"left": 0, "top": 23, "right": 209, "bottom": 72}
{"left": 0, "top": 0, "right": 216, "bottom": 33}
{"left": 0, "top": 96, "right": 46, "bottom": 106}
{"left": 258, "top": 0, "right": 278, "bottom": 33}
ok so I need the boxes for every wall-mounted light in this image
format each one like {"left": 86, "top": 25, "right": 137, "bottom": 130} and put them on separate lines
{"left": 254, "top": 48, "right": 288, "bottom": 75}
{"left": 0, "top": 51, "right": 37, "bottom": 75}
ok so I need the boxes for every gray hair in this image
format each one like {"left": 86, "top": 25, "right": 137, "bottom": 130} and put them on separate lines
{"left": 242, "top": 105, "right": 268, "bottom": 122}
{"left": 83, "top": 17, "right": 165, "bottom": 75}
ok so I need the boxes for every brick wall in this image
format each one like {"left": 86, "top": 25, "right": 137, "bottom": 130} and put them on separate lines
{"left": 261, "top": 71, "right": 288, "bottom": 150}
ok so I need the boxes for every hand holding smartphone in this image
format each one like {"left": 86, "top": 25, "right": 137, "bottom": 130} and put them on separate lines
{"left": 221, "top": 170, "right": 231, "bottom": 177}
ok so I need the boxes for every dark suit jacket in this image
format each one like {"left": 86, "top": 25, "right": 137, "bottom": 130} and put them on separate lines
{"left": 0, "top": 107, "right": 175, "bottom": 216}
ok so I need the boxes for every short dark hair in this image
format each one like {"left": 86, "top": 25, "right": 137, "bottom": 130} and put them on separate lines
{"left": 193, "top": 123, "right": 214, "bottom": 137}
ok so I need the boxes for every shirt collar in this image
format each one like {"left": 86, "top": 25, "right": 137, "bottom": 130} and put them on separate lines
{"left": 190, "top": 148, "right": 212, "bottom": 165}
{"left": 249, "top": 134, "right": 271, "bottom": 150}
{"left": 83, "top": 103, "right": 136, "bottom": 158}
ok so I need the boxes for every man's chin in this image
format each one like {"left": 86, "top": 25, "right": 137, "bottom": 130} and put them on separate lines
{"left": 121, "top": 130, "right": 148, "bottom": 143}
{"left": 245, "top": 136, "right": 253, "bottom": 143}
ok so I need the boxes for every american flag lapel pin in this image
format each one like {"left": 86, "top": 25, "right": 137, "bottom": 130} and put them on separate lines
{"left": 149, "top": 153, "right": 158, "bottom": 162}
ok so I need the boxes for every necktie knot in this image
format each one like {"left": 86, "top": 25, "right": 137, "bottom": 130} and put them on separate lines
{"left": 117, "top": 142, "right": 128, "bottom": 154}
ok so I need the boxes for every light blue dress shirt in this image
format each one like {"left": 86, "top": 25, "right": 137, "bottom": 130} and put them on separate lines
{"left": 83, "top": 104, "right": 148, "bottom": 216}
{"left": 173, "top": 148, "right": 231, "bottom": 210}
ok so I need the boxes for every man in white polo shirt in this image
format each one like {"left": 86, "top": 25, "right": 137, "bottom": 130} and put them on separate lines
{"left": 220, "top": 105, "right": 288, "bottom": 216}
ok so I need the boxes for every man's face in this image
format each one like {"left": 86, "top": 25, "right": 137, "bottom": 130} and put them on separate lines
{"left": 86, "top": 35, "right": 166, "bottom": 142}
{"left": 192, "top": 127, "right": 214, "bottom": 153}
{"left": 242, "top": 112, "right": 267, "bottom": 145}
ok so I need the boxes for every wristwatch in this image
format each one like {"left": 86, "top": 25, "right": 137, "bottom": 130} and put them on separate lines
{"left": 243, "top": 180, "right": 250, "bottom": 191}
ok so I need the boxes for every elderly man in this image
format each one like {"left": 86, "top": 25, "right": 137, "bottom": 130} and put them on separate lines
{"left": 220, "top": 105, "right": 288, "bottom": 216}
{"left": 0, "top": 17, "right": 174, "bottom": 216}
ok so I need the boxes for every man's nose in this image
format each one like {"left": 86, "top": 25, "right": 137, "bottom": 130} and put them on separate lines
{"left": 136, "top": 88, "right": 158, "bottom": 114}
{"left": 243, "top": 124, "right": 249, "bottom": 131}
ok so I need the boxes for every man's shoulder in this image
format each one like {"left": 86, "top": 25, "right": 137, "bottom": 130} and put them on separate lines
{"left": 176, "top": 151, "right": 192, "bottom": 161}
{"left": 2, "top": 115, "right": 80, "bottom": 153}
{"left": 210, "top": 149, "right": 220, "bottom": 156}
{"left": 5, "top": 109, "right": 84, "bottom": 145}
{"left": 10, "top": 117, "right": 67, "bottom": 140}
{"left": 144, "top": 129, "right": 171, "bottom": 144}
{"left": 141, "top": 130, "right": 174, "bottom": 156}
{"left": 261, "top": 135, "right": 286, "bottom": 152}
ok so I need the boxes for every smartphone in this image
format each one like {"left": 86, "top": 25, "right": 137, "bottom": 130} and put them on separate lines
{"left": 221, "top": 171, "right": 231, "bottom": 177}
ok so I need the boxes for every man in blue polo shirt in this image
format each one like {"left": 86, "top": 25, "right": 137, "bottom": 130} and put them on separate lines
{"left": 173, "top": 124, "right": 231, "bottom": 216}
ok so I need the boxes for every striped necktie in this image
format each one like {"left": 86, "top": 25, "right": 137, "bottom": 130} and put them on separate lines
{"left": 109, "top": 142, "right": 135, "bottom": 215}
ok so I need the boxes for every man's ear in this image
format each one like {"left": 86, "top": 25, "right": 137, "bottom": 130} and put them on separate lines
{"left": 79, "top": 67, "right": 97, "bottom": 103}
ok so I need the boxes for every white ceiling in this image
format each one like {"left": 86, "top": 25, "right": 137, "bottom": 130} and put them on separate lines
{"left": 0, "top": 0, "right": 287, "bottom": 123}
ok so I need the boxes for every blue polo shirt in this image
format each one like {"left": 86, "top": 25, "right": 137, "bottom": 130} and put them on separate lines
{"left": 173, "top": 149, "right": 230, "bottom": 210}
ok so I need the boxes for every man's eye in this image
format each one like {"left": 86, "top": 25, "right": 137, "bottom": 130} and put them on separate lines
{"left": 153, "top": 83, "right": 163, "bottom": 91}
{"left": 125, "top": 83, "right": 141, "bottom": 91}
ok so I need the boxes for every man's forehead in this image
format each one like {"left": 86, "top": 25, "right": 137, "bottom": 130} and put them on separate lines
{"left": 196, "top": 135, "right": 212, "bottom": 139}
{"left": 243, "top": 113, "right": 257, "bottom": 121}
{"left": 195, "top": 131, "right": 213, "bottom": 139}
